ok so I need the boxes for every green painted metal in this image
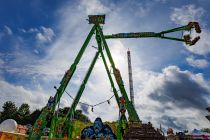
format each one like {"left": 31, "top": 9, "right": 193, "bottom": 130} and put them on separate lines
{"left": 159, "top": 25, "right": 190, "bottom": 34}
{"left": 29, "top": 25, "right": 96, "bottom": 140}
{"left": 96, "top": 25, "right": 141, "bottom": 122}
{"left": 117, "top": 119, "right": 122, "bottom": 140}
{"left": 104, "top": 24, "right": 193, "bottom": 43}
{"left": 29, "top": 15, "right": 201, "bottom": 140}
{"left": 96, "top": 31, "right": 120, "bottom": 107}
{"left": 63, "top": 51, "right": 100, "bottom": 139}
{"left": 160, "top": 36, "right": 184, "bottom": 42}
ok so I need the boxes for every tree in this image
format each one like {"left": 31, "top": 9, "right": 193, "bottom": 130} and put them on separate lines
{"left": 201, "top": 128, "right": 210, "bottom": 133}
{"left": 28, "top": 109, "right": 41, "bottom": 125}
{"left": 18, "top": 103, "right": 30, "bottom": 116}
{"left": 0, "top": 101, "right": 17, "bottom": 122}
{"left": 16, "top": 103, "right": 30, "bottom": 124}
{"left": 74, "top": 109, "right": 90, "bottom": 123}
{"left": 56, "top": 108, "right": 91, "bottom": 123}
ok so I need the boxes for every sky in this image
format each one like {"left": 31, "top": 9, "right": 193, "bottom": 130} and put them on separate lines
{"left": 0, "top": 0, "right": 210, "bottom": 132}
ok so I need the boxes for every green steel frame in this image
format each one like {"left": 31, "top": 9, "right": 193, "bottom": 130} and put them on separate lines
{"left": 29, "top": 16, "right": 201, "bottom": 140}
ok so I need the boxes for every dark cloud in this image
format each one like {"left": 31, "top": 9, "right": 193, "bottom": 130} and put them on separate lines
{"left": 160, "top": 115, "right": 187, "bottom": 131}
{"left": 149, "top": 66, "right": 209, "bottom": 110}
{"left": 80, "top": 103, "right": 89, "bottom": 114}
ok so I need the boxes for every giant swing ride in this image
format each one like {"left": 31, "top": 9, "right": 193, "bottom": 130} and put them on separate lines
{"left": 29, "top": 15, "right": 201, "bottom": 139}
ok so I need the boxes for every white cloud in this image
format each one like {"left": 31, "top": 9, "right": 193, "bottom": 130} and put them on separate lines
{"left": 170, "top": 4, "right": 204, "bottom": 25}
{"left": 0, "top": 80, "right": 48, "bottom": 111}
{"left": 185, "top": 29, "right": 210, "bottom": 55}
{"left": 2, "top": 1, "right": 210, "bottom": 132}
{"left": 18, "top": 26, "right": 55, "bottom": 44}
{"left": 29, "top": 28, "right": 39, "bottom": 33}
{"left": 0, "top": 79, "right": 70, "bottom": 112}
{"left": 78, "top": 0, "right": 110, "bottom": 15}
{"left": 36, "top": 26, "right": 55, "bottom": 43}
{"left": 186, "top": 56, "right": 209, "bottom": 68}
{"left": 0, "top": 26, "right": 13, "bottom": 40}
{"left": 33, "top": 49, "right": 39, "bottom": 54}
{"left": 170, "top": 4, "right": 210, "bottom": 55}
{"left": 4, "top": 26, "right": 13, "bottom": 35}
{"left": 134, "top": 65, "right": 210, "bottom": 131}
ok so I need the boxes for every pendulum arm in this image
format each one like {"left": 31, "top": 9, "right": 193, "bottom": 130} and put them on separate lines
{"left": 96, "top": 25, "right": 140, "bottom": 123}
{"left": 29, "top": 25, "right": 96, "bottom": 140}
{"left": 96, "top": 31, "right": 120, "bottom": 107}
{"left": 62, "top": 51, "right": 100, "bottom": 139}
{"left": 104, "top": 22, "right": 201, "bottom": 46}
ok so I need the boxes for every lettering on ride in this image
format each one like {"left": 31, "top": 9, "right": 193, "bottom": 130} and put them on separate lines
{"left": 112, "top": 32, "right": 155, "bottom": 38}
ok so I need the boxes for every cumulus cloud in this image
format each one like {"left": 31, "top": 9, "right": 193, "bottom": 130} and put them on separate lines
{"left": 0, "top": 80, "right": 48, "bottom": 111}
{"left": 36, "top": 26, "right": 55, "bottom": 43}
{"left": 29, "top": 28, "right": 39, "bottom": 33}
{"left": 170, "top": 4, "right": 204, "bottom": 25}
{"left": 186, "top": 56, "right": 209, "bottom": 68}
{"left": 185, "top": 29, "right": 210, "bottom": 55}
{"left": 1, "top": 1, "right": 210, "bottom": 132}
{"left": 149, "top": 66, "right": 209, "bottom": 109}
{"left": 170, "top": 4, "right": 210, "bottom": 55}
{"left": 18, "top": 26, "right": 55, "bottom": 44}
{"left": 0, "top": 79, "right": 70, "bottom": 111}
{"left": 80, "top": 103, "right": 89, "bottom": 115}
{"left": 134, "top": 65, "right": 210, "bottom": 130}
{"left": 78, "top": 0, "right": 110, "bottom": 15}
{"left": 160, "top": 115, "right": 187, "bottom": 130}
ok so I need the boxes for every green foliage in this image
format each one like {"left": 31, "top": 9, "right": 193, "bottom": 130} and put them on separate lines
{"left": 0, "top": 101, "right": 90, "bottom": 126}
{"left": 16, "top": 103, "right": 30, "bottom": 124}
{"left": 0, "top": 101, "right": 17, "bottom": 122}
{"left": 201, "top": 128, "right": 210, "bottom": 133}
{"left": 28, "top": 109, "right": 41, "bottom": 125}
{"left": 0, "top": 101, "right": 41, "bottom": 125}
{"left": 18, "top": 103, "right": 30, "bottom": 116}
{"left": 74, "top": 109, "right": 90, "bottom": 123}
{"left": 72, "top": 120, "right": 92, "bottom": 139}
{"left": 58, "top": 108, "right": 91, "bottom": 123}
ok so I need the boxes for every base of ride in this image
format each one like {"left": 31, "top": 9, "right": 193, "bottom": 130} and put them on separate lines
{"left": 124, "top": 123, "right": 164, "bottom": 140}
{"left": 28, "top": 15, "right": 201, "bottom": 140}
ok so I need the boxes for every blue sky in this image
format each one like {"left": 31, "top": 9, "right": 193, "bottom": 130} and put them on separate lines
{"left": 0, "top": 0, "right": 210, "bottom": 131}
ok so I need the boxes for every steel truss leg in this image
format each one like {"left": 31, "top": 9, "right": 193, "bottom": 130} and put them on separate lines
{"left": 96, "top": 31, "right": 120, "bottom": 107}
{"left": 96, "top": 25, "right": 140, "bottom": 123}
{"left": 63, "top": 51, "right": 99, "bottom": 139}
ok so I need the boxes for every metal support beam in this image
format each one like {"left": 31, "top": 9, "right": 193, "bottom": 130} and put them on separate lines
{"left": 96, "top": 25, "right": 140, "bottom": 122}
{"left": 63, "top": 51, "right": 100, "bottom": 139}
{"left": 103, "top": 23, "right": 201, "bottom": 46}
{"left": 96, "top": 31, "right": 120, "bottom": 107}
{"left": 29, "top": 25, "right": 96, "bottom": 140}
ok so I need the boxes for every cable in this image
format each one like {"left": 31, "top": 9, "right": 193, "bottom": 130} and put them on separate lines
{"left": 64, "top": 90, "right": 115, "bottom": 109}
{"left": 54, "top": 86, "right": 116, "bottom": 112}
{"left": 64, "top": 90, "right": 75, "bottom": 100}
